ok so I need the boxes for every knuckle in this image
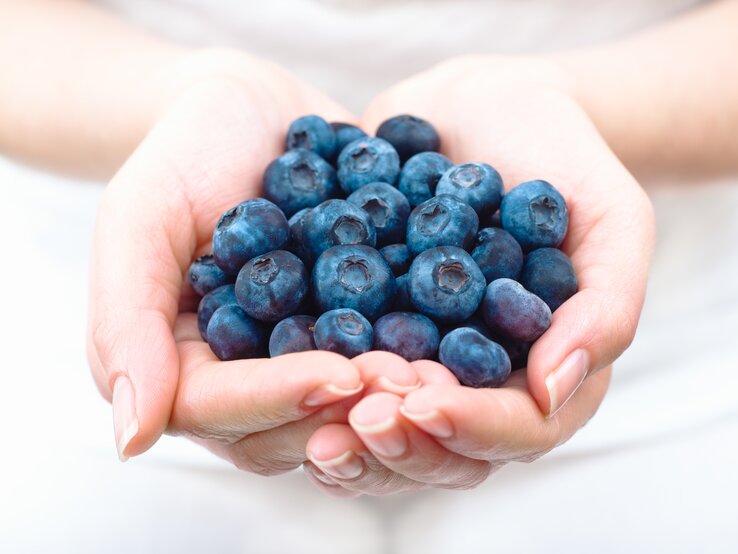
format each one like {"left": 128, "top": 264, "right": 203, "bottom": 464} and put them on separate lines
{"left": 228, "top": 436, "right": 303, "bottom": 477}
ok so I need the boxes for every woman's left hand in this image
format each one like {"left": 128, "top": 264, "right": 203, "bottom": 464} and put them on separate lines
{"left": 303, "top": 55, "right": 654, "bottom": 496}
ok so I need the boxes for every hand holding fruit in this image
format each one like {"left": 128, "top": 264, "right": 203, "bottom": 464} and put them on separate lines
{"left": 304, "top": 56, "right": 655, "bottom": 496}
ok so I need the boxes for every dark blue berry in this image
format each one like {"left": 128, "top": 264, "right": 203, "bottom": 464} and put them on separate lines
{"left": 379, "top": 243, "right": 412, "bottom": 277}
{"left": 500, "top": 180, "right": 569, "bottom": 251}
{"left": 262, "top": 149, "right": 339, "bottom": 217}
{"left": 485, "top": 211, "right": 502, "bottom": 228}
{"left": 481, "top": 278, "right": 552, "bottom": 342}
{"left": 312, "top": 244, "right": 395, "bottom": 321}
{"left": 408, "top": 246, "right": 486, "bottom": 323}
{"left": 313, "top": 308, "right": 373, "bottom": 358}
{"left": 376, "top": 114, "right": 441, "bottom": 163}
{"left": 406, "top": 194, "right": 479, "bottom": 257}
{"left": 235, "top": 250, "right": 308, "bottom": 322}
{"left": 206, "top": 304, "right": 266, "bottom": 361}
{"left": 286, "top": 207, "right": 312, "bottom": 263}
{"left": 331, "top": 122, "right": 368, "bottom": 160}
{"left": 197, "top": 284, "right": 238, "bottom": 341}
{"left": 303, "top": 199, "right": 377, "bottom": 263}
{"left": 213, "top": 198, "right": 290, "bottom": 276}
{"left": 439, "top": 328, "right": 511, "bottom": 388}
{"left": 520, "top": 248, "right": 578, "bottom": 312}
{"left": 397, "top": 152, "right": 453, "bottom": 208}
{"left": 373, "top": 312, "right": 440, "bottom": 361}
{"left": 470, "top": 227, "right": 524, "bottom": 284}
{"left": 337, "top": 137, "right": 400, "bottom": 195}
{"left": 436, "top": 162, "right": 504, "bottom": 217}
{"left": 187, "top": 254, "right": 231, "bottom": 296}
{"left": 286, "top": 115, "right": 336, "bottom": 160}
{"left": 347, "top": 182, "right": 410, "bottom": 247}
{"left": 268, "top": 315, "right": 317, "bottom": 357}
{"left": 392, "top": 273, "right": 414, "bottom": 311}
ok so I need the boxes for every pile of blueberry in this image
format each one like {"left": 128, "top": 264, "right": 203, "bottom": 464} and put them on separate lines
{"left": 189, "top": 115, "right": 577, "bottom": 388}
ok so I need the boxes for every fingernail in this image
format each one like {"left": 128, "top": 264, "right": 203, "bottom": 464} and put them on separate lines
{"left": 350, "top": 416, "right": 407, "bottom": 458}
{"left": 375, "top": 376, "right": 421, "bottom": 395}
{"left": 399, "top": 405, "right": 454, "bottom": 439}
{"left": 545, "top": 349, "right": 590, "bottom": 418}
{"left": 303, "top": 463, "right": 337, "bottom": 485}
{"left": 112, "top": 375, "right": 139, "bottom": 462}
{"left": 303, "top": 382, "right": 364, "bottom": 407}
{"left": 308, "top": 450, "right": 364, "bottom": 480}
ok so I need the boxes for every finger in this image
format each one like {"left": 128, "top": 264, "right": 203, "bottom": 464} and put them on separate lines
{"left": 222, "top": 397, "right": 358, "bottom": 476}
{"left": 400, "top": 367, "right": 612, "bottom": 461}
{"left": 351, "top": 351, "right": 421, "bottom": 396}
{"left": 302, "top": 462, "right": 363, "bottom": 499}
{"left": 410, "top": 360, "right": 461, "bottom": 386}
{"left": 347, "top": 393, "right": 493, "bottom": 489}
{"left": 526, "top": 167, "right": 655, "bottom": 416}
{"left": 306, "top": 422, "right": 425, "bottom": 496}
{"left": 170, "top": 331, "right": 362, "bottom": 441}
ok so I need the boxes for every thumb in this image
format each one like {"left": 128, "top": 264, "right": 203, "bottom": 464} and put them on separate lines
{"left": 526, "top": 179, "right": 656, "bottom": 418}
{"left": 88, "top": 150, "right": 192, "bottom": 461}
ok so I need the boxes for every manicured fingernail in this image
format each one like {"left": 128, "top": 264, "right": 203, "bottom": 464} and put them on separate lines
{"left": 303, "top": 382, "right": 364, "bottom": 407}
{"left": 375, "top": 376, "right": 421, "bottom": 395}
{"left": 308, "top": 450, "right": 364, "bottom": 480}
{"left": 399, "top": 405, "right": 454, "bottom": 439}
{"left": 545, "top": 349, "right": 590, "bottom": 418}
{"left": 112, "top": 375, "right": 138, "bottom": 462}
{"left": 350, "top": 416, "right": 407, "bottom": 458}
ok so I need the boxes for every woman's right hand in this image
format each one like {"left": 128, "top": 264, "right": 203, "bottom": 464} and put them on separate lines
{"left": 86, "top": 50, "right": 387, "bottom": 468}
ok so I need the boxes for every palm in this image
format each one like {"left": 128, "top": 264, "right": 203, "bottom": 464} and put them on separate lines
{"left": 301, "top": 58, "right": 655, "bottom": 496}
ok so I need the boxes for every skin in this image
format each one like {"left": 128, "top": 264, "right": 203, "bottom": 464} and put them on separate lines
{"left": 1, "top": 0, "right": 737, "bottom": 493}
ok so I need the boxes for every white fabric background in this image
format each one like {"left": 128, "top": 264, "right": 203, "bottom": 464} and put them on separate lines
{"left": 2, "top": 0, "right": 738, "bottom": 552}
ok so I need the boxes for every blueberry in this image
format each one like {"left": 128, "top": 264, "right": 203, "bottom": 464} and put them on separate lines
{"left": 373, "top": 312, "right": 440, "bottom": 361}
{"left": 439, "top": 315, "right": 492, "bottom": 340}
{"left": 206, "top": 304, "right": 266, "bottom": 361}
{"left": 481, "top": 278, "right": 552, "bottom": 342}
{"left": 490, "top": 334, "right": 532, "bottom": 371}
{"left": 313, "top": 308, "right": 373, "bottom": 358}
{"left": 187, "top": 254, "right": 231, "bottom": 296}
{"left": 213, "top": 198, "right": 290, "bottom": 276}
{"left": 470, "top": 227, "right": 524, "bottom": 284}
{"left": 337, "top": 137, "right": 400, "bottom": 195}
{"left": 262, "top": 149, "right": 339, "bottom": 217}
{"left": 197, "top": 284, "right": 238, "bottom": 340}
{"left": 347, "top": 182, "right": 410, "bottom": 246}
{"left": 379, "top": 243, "right": 412, "bottom": 277}
{"left": 286, "top": 114, "right": 336, "bottom": 160}
{"left": 406, "top": 194, "right": 479, "bottom": 257}
{"left": 500, "top": 180, "right": 569, "bottom": 251}
{"left": 268, "top": 315, "right": 317, "bottom": 357}
{"left": 331, "top": 122, "right": 368, "bottom": 160}
{"left": 312, "top": 244, "right": 395, "bottom": 321}
{"left": 520, "top": 248, "right": 578, "bottom": 312}
{"left": 303, "top": 199, "right": 377, "bottom": 262}
{"left": 408, "top": 246, "right": 486, "bottom": 323}
{"left": 485, "top": 211, "right": 502, "bottom": 228}
{"left": 235, "top": 250, "right": 308, "bottom": 322}
{"left": 376, "top": 114, "right": 441, "bottom": 163}
{"left": 397, "top": 152, "right": 453, "bottom": 208}
{"left": 286, "top": 207, "right": 312, "bottom": 263}
{"left": 392, "top": 273, "right": 414, "bottom": 311}
{"left": 439, "top": 328, "right": 511, "bottom": 388}
{"left": 436, "top": 162, "right": 504, "bottom": 217}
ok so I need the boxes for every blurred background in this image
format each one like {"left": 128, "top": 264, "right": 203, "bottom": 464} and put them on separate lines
{"left": 2, "top": 0, "right": 738, "bottom": 552}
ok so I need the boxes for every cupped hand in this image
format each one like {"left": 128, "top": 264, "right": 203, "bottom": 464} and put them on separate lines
{"left": 87, "top": 51, "right": 371, "bottom": 464}
{"left": 304, "top": 55, "right": 655, "bottom": 495}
